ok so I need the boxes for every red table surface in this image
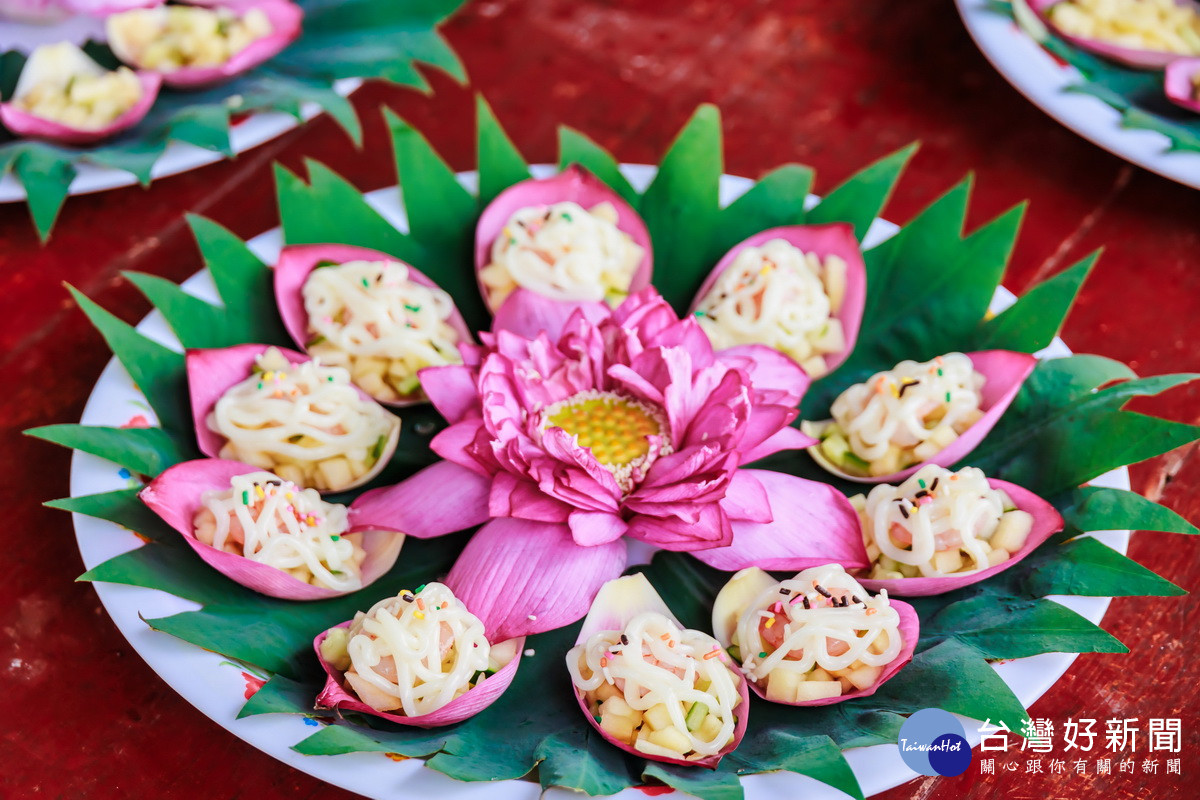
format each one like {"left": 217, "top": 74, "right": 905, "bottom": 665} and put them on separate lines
{"left": 4, "top": 1, "right": 1199, "bottom": 798}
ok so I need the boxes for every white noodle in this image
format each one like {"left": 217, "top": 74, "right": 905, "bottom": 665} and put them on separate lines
{"left": 567, "top": 611, "right": 741, "bottom": 759}
{"left": 694, "top": 239, "right": 846, "bottom": 377}
{"left": 344, "top": 583, "right": 491, "bottom": 716}
{"left": 207, "top": 347, "right": 398, "bottom": 491}
{"left": 861, "top": 464, "right": 1017, "bottom": 578}
{"left": 303, "top": 259, "right": 463, "bottom": 403}
{"left": 479, "top": 201, "right": 643, "bottom": 308}
{"left": 829, "top": 353, "right": 984, "bottom": 467}
{"left": 732, "top": 565, "right": 902, "bottom": 687}
{"left": 193, "top": 471, "right": 363, "bottom": 591}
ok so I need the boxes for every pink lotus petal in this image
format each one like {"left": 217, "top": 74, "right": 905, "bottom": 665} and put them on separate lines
{"left": 571, "top": 574, "right": 750, "bottom": 768}
{"left": 186, "top": 343, "right": 400, "bottom": 492}
{"left": 717, "top": 469, "right": 773, "bottom": 524}
{"left": 752, "top": 598, "right": 919, "bottom": 707}
{"left": 107, "top": 0, "right": 303, "bottom": 88}
{"left": 807, "top": 350, "right": 1037, "bottom": 484}
{"left": 1166, "top": 58, "right": 1200, "bottom": 112}
{"left": 491, "top": 288, "right": 609, "bottom": 339}
{"left": 693, "top": 470, "right": 868, "bottom": 572}
{"left": 139, "top": 458, "right": 404, "bottom": 600}
{"left": 739, "top": 425, "right": 817, "bottom": 465}
{"left": 1028, "top": 0, "right": 1194, "bottom": 69}
{"left": 348, "top": 460, "right": 490, "bottom": 538}
{"left": 0, "top": 71, "right": 160, "bottom": 145}
{"left": 314, "top": 623, "right": 524, "bottom": 728}
{"left": 694, "top": 224, "right": 867, "bottom": 375}
{"left": 857, "top": 477, "right": 1064, "bottom": 596}
{"left": 444, "top": 517, "right": 627, "bottom": 641}
{"left": 419, "top": 365, "right": 480, "bottom": 425}
{"left": 567, "top": 510, "right": 628, "bottom": 546}
{"left": 715, "top": 344, "right": 810, "bottom": 406}
{"left": 474, "top": 165, "right": 653, "bottom": 310}
{"left": 272, "top": 243, "right": 473, "bottom": 408}
{"left": 66, "top": 0, "right": 160, "bottom": 14}
{"left": 626, "top": 503, "right": 733, "bottom": 551}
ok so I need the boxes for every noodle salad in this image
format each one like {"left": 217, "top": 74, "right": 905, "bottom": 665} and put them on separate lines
{"left": 302, "top": 259, "right": 463, "bottom": 403}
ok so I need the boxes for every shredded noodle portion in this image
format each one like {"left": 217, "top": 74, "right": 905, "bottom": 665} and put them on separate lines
{"left": 567, "top": 612, "right": 742, "bottom": 760}
{"left": 811, "top": 353, "right": 984, "bottom": 477}
{"left": 320, "top": 583, "right": 501, "bottom": 716}
{"left": 480, "top": 201, "right": 643, "bottom": 309}
{"left": 694, "top": 239, "right": 848, "bottom": 377}
{"left": 1050, "top": 0, "right": 1200, "bottom": 55}
{"left": 852, "top": 464, "right": 1034, "bottom": 579}
{"left": 207, "top": 347, "right": 398, "bottom": 492}
{"left": 730, "top": 565, "right": 902, "bottom": 703}
{"left": 303, "top": 259, "right": 463, "bottom": 403}
{"left": 109, "top": 5, "right": 274, "bottom": 70}
{"left": 193, "top": 470, "right": 365, "bottom": 591}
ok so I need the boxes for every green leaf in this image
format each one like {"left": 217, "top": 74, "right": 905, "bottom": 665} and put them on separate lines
{"left": 714, "top": 164, "right": 814, "bottom": 255}
{"left": 921, "top": 596, "right": 1128, "bottom": 658}
{"left": 124, "top": 272, "right": 231, "bottom": 349}
{"left": 386, "top": 109, "right": 488, "bottom": 331}
{"left": 476, "top": 95, "right": 530, "bottom": 206}
{"left": 972, "top": 252, "right": 1098, "bottom": 353}
{"left": 67, "top": 286, "right": 189, "bottom": 434}
{"left": 806, "top": 144, "right": 916, "bottom": 241}
{"left": 46, "top": 488, "right": 164, "bottom": 540}
{"left": 1058, "top": 486, "right": 1200, "bottom": 537}
{"left": 533, "top": 729, "right": 637, "bottom": 797}
{"left": 13, "top": 146, "right": 75, "bottom": 241}
{"left": 557, "top": 126, "right": 638, "bottom": 205}
{"left": 1019, "top": 537, "right": 1185, "bottom": 598}
{"left": 83, "top": 540, "right": 246, "bottom": 607}
{"left": 725, "top": 732, "right": 861, "bottom": 800}
{"left": 639, "top": 104, "right": 723, "bottom": 313}
{"left": 27, "top": 424, "right": 194, "bottom": 476}
{"left": 643, "top": 762, "right": 743, "bottom": 800}
{"left": 237, "top": 673, "right": 316, "bottom": 719}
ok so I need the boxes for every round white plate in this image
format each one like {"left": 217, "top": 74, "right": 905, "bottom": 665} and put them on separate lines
{"left": 0, "top": 15, "right": 359, "bottom": 202}
{"left": 68, "top": 165, "right": 1131, "bottom": 800}
{"left": 956, "top": 0, "right": 1200, "bottom": 190}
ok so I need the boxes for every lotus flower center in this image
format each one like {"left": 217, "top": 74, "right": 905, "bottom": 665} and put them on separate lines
{"left": 540, "top": 391, "right": 672, "bottom": 491}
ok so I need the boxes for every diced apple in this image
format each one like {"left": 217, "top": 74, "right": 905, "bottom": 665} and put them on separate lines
{"left": 795, "top": 681, "right": 842, "bottom": 701}
{"left": 837, "top": 676, "right": 853, "bottom": 693}
{"left": 823, "top": 255, "right": 847, "bottom": 311}
{"left": 643, "top": 703, "right": 673, "bottom": 732}
{"left": 319, "top": 627, "right": 351, "bottom": 672}
{"left": 991, "top": 510, "right": 1033, "bottom": 554}
{"left": 811, "top": 319, "right": 845, "bottom": 354}
{"left": 697, "top": 713, "right": 723, "bottom": 741}
{"left": 868, "top": 630, "right": 890, "bottom": 656}
{"left": 808, "top": 667, "right": 833, "bottom": 682}
{"left": 274, "top": 463, "right": 304, "bottom": 484}
{"left": 870, "top": 446, "right": 904, "bottom": 477}
{"left": 317, "top": 457, "right": 353, "bottom": 489}
{"left": 932, "top": 548, "right": 963, "bottom": 574}
{"left": 600, "top": 695, "right": 636, "bottom": 720}
{"left": 800, "top": 355, "right": 828, "bottom": 378}
{"left": 765, "top": 669, "right": 803, "bottom": 703}
{"left": 594, "top": 681, "right": 619, "bottom": 702}
{"left": 846, "top": 664, "right": 882, "bottom": 691}
{"left": 848, "top": 493, "right": 867, "bottom": 513}
{"left": 599, "top": 713, "right": 637, "bottom": 743}
{"left": 987, "top": 548, "right": 1010, "bottom": 567}
{"left": 646, "top": 726, "right": 692, "bottom": 754}
{"left": 353, "top": 371, "right": 388, "bottom": 398}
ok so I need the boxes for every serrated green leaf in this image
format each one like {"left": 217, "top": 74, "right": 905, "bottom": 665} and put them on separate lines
{"left": 725, "top": 732, "right": 862, "bottom": 800}
{"left": 13, "top": 146, "right": 75, "bottom": 241}
{"left": 237, "top": 673, "right": 316, "bottom": 719}
{"left": 476, "top": 96, "right": 530, "bottom": 206}
{"left": 84, "top": 541, "right": 246, "bottom": 607}
{"left": 124, "top": 272, "right": 230, "bottom": 349}
{"left": 1019, "top": 536, "right": 1185, "bottom": 597}
{"left": 47, "top": 488, "right": 164, "bottom": 540}
{"left": 1058, "top": 486, "right": 1199, "bottom": 537}
{"left": 67, "top": 286, "right": 189, "bottom": 434}
{"left": 714, "top": 164, "right": 814, "bottom": 255}
{"left": 806, "top": 144, "right": 916, "bottom": 241}
{"left": 639, "top": 104, "right": 723, "bottom": 313}
{"left": 921, "top": 596, "right": 1128, "bottom": 658}
{"left": 972, "top": 252, "right": 1098, "bottom": 353}
{"left": 557, "top": 126, "right": 638, "bottom": 205}
{"left": 27, "top": 424, "right": 194, "bottom": 476}
{"left": 294, "top": 718, "right": 447, "bottom": 757}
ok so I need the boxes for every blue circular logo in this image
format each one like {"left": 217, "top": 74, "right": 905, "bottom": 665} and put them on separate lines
{"left": 897, "top": 709, "right": 971, "bottom": 777}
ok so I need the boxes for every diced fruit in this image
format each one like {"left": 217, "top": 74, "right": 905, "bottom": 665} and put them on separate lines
{"left": 991, "top": 510, "right": 1033, "bottom": 553}
{"left": 932, "top": 548, "right": 964, "bottom": 574}
{"left": 987, "top": 548, "right": 1010, "bottom": 567}
{"left": 897, "top": 562, "right": 920, "bottom": 578}
{"left": 846, "top": 664, "right": 882, "bottom": 691}
{"left": 599, "top": 713, "right": 637, "bottom": 743}
{"left": 808, "top": 667, "right": 833, "bottom": 681}
{"left": 823, "top": 255, "right": 847, "bottom": 311}
{"left": 646, "top": 726, "right": 693, "bottom": 754}
{"left": 697, "top": 713, "right": 723, "bottom": 741}
{"left": 795, "top": 680, "right": 842, "bottom": 701}
{"left": 800, "top": 356, "right": 828, "bottom": 378}
{"left": 600, "top": 696, "right": 636, "bottom": 720}
{"left": 820, "top": 433, "right": 851, "bottom": 465}
{"left": 869, "top": 446, "right": 903, "bottom": 477}
{"left": 868, "top": 631, "right": 890, "bottom": 656}
{"left": 317, "top": 457, "right": 353, "bottom": 489}
{"left": 811, "top": 319, "right": 845, "bottom": 353}
{"left": 594, "top": 681, "right": 619, "bottom": 702}
{"left": 836, "top": 676, "right": 853, "bottom": 693}
{"left": 319, "top": 627, "right": 351, "bottom": 671}
{"left": 848, "top": 493, "right": 867, "bottom": 513}
{"left": 643, "top": 703, "right": 673, "bottom": 732}
{"left": 765, "top": 669, "right": 803, "bottom": 703}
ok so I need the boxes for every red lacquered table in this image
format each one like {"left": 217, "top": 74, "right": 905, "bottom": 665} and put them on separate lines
{"left": 5, "top": 1, "right": 1198, "bottom": 798}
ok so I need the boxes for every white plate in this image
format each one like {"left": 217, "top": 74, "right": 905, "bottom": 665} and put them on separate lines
{"left": 0, "top": 16, "right": 359, "bottom": 201}
{"left": 68, "top": 165, "right": 1131, "bottom": 800}
{"left": 956, "top": 0, "right": 1200, "bottom": 190}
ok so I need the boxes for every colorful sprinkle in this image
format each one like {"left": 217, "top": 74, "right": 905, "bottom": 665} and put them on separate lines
{"left": 242, "top": 490, "right": 250, "bottom": 505}
{"left": 945, "top": 391, "right": 952, "bottom": 402}
{"left": 331, "top": 535, "right": 340, "bottom": 541}
{"left": 413, "top": 611, "right": 425, "bottom": 620}
{"left": 404, "top": 304, "right": 421, "bottom": 313}
{"left": 917, "top": 479, "right": 926, "bottom": 489}
{"left": 703, "top": 649, "right": 720, "bottom": 660}
{"left": 758, "top": 652, "right": 768, "bottom": 659}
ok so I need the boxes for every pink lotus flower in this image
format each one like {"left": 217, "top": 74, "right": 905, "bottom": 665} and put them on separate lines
{"left": 1166, "top": 58, "right": 1200, "bottom": 113}
{"left": 350, "top": 289, "right": 870, "bottom": 642}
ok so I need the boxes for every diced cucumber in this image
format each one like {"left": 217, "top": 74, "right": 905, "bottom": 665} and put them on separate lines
{"left": 685, "top": 702, "right": 709, "bottom": 731}
{"left": 820, "top": 432, "right": 850, "bottom": 463}
{"left": 843, "top": 452, "right": 871, "bottom": 474}
{"left": 726, "top": 645, "right": 741, "bottom": 662}
{"left": 369, "top": 434, "right": 387, "bottom": 462}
